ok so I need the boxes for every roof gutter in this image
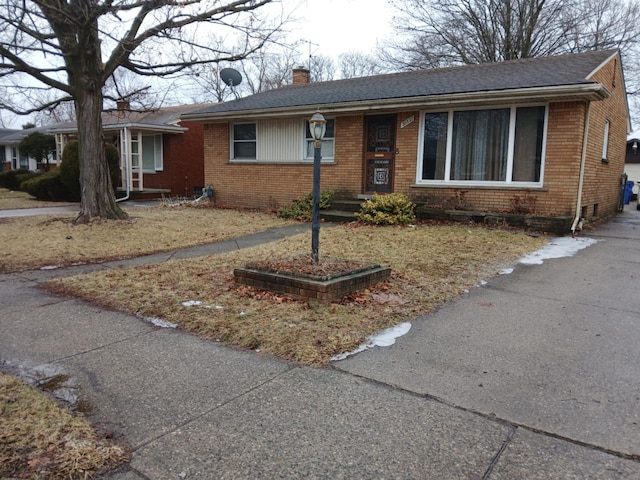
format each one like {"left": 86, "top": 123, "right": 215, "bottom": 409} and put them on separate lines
{"left": 182, "top": 84, "right": 611, "bottom": 122}
{"left": 47, "top": 123, "right": 187, "bottom": 134}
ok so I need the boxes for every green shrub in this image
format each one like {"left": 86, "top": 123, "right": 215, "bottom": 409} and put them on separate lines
{"left": 16, "top": 172, "right": 41, "bottom": 187}
{"left": 59, "top": 141, "right": 81, "bottom": 201}
{"left": 278, "top": 189, "right": 334, "bottom": 221}
{"left": 59, "top": 141, "right": 120, "bottom": 201}
{"left": 355, "top": 193, "right": 416, "bottom": 225}
{"left": 0, "top": 168, "right": 31, "bottom": 190}
{"left": 20, "top": 169, "right": 67, "bottom": 200}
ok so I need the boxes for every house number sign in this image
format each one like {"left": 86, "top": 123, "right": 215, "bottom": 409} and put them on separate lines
{"left": 401, "top": 115, "right": 415, "bottom": 128}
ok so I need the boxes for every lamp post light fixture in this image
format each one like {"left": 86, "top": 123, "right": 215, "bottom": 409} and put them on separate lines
{"left": 309, "top": 111, "right": 327, "bottom": 264}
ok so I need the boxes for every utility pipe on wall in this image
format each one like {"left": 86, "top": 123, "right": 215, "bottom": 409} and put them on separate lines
{"left": 571, "top": 102, "right": 591, "bottom": 235}
{"left": 116, "top": 126, "right": 130, "bottom": 203}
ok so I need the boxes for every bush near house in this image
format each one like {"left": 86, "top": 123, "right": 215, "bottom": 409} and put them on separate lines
{"left": 59, "top": 141, "right": 121, "bottom": 201}
{"left": 16, "top": 171, "right": 41, "bottom": 186}
{"left": 58, "top": 141, "right": 81, "bottom": 200}
{"left": 20, "top": 169, "right": 68, "bottom": 200}
{"left": 0, "top": 168, "right": 32, "bottom": 191}
{"left": 278, "top": 189, "right": 335, "bottom": 221}
{"left": 356, "top": 193, "right": 416, "bottom": 225}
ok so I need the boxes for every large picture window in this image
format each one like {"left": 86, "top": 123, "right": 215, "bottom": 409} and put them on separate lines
{"left": 305, "top": 118, "right": 335, "bottom": 160}
{"left": 420, "top": 105, "right": 546, "bottom": 185}
{"left": 233, "top": 123, "right": 257, "bottom": 160}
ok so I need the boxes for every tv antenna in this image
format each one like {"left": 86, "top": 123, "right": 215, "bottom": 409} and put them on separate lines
{"left": 219, "top": 68, "right": 243, "bottom": 99}
{"left": 306, "top": 40, "right": 320, "bottom": 71}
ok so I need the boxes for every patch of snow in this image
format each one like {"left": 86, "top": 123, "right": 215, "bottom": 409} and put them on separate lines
{"left": 500, "top": 267, "right": 514, "bottom": 275}
{"left": 139, "top": 315, "right": 178, "bottom": 328}
{"left": 331, "top": 322, "right": 412, "bottom": 362}
{"left": 182, "top": 300, "right": 202, "bottom": 307}
{"left": 519, "top": 237, "right": 597, "bottom": 265}
{"left": 40, "top": 265, "right": 60, "bottom": 270}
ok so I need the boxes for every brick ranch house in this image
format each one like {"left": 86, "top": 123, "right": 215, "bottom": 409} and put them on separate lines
{"left": 183, "top": 49, "right": 629, "bottom": 233}
{"left": 2, "top": 104, "right": 209, "bottom": 198}
{"left": 49, "top": 103, "right": 210, "bottom": 199}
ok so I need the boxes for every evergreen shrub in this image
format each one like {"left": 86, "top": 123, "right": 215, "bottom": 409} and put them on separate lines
{"left": 355, "top": 193, "right": 416, "bottom": 225}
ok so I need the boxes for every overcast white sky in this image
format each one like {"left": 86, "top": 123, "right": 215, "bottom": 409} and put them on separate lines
{"left": 284, "top": 0, "right": 393, "bottom": 59}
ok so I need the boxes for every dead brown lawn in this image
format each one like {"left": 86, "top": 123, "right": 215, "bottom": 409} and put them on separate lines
{"left": 0, "top": 371, "right": 128, "bottom": 479}
{"left": 0, "top": 187, "right": 75, "bottom": 210}
{"left": 0, "top": 205, "right": 294, "bottom": 272}
{"left": 47, "top": 223, "right": 547, "bottom": 366}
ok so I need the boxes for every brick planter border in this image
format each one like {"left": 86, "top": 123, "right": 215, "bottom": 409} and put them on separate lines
{"left": 234, "top": 264, "right": 391, "bottom": 301}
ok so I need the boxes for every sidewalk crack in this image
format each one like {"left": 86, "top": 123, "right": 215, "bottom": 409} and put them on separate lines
{"left": 482, "top": 425, "right": 517, "bottom": 479}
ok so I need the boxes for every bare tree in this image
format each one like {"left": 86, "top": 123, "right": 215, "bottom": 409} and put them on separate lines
{"left": 564, "top": 0, "right": 640, "bottom": 53}
{"left": 384, "top": 0, "right": 572, "bottom": 69}
{"left": 309, "top": 54, "right": 336, "bottom": 82}
{"left": 0, "top": 0, "right": 281, "bottom": 223}
{"left": 240, "top": 41, "right": 304, "bottom": 94}
{"left": 337, "top": 51, "right": 385, "bottom": 79}
{"left": 383, "top": 0, "right": 640, "bottom": 125}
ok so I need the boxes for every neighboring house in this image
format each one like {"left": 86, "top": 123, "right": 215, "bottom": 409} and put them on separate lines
{"left": 49, "top": 103, "right": 210, "bottom": 198}
{"left": 0, "top": 128, "right": 19, "bottom": 171}
{"left": 625, "top": 129, "right": 640, "bottom": 183}
{"left": 1, "top": 103, "right": 209, "bottom": 198}
{"left": 0, "top": 126, "right": 51, "bottom": 171}
{"left": 183, "top": 49, "right": 629, "bottom": 232}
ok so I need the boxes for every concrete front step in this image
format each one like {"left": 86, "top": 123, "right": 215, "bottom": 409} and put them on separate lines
{"left": 320, "top": 199, "right": 364, "bottom": 223}
{"left": 329, "top": 199, "right": 364, "bottom": 212}
{"left": 320, "top": 209, "right": 358, "bottom": 223}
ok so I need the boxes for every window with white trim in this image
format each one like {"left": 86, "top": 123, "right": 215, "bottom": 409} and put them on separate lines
{"left": 304, "top": 118, "right": 335, "bottom": 160}
{"left": 232, "top": 123, "right": 257, "bottom": 160}
{"left": 602, "top": 119, "right": 610, "bottom": 163}
{"left": 142, "top": 134, "right": 163, "bottom": 171}
{"left": 419, "top": 105, "right": 546, "bottom": 185}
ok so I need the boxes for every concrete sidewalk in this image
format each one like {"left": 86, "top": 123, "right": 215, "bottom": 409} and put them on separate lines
{"left": 2, "top": 209, "right": 640, "bottom": 478}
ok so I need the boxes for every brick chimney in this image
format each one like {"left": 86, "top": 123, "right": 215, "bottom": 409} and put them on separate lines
{"left": 292, "top": 67, "right": 310, "bottom": 85}
{"left": 116, "top": 100, "right": 130, "bottom": 118}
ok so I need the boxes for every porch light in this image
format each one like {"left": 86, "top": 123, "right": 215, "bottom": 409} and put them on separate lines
{"left": 633, "top": 141, "right": 638, "bottom": 155}
{"left": 310, "top": 111, "right": 326, "bottom": 264}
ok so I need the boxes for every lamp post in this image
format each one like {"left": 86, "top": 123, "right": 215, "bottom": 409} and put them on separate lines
{"left": 309, "top": 111, "right": 326, "bottom": 264}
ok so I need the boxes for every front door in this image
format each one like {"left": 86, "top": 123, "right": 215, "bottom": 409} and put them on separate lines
{"left": 363, "top": 115, "right": 396, "bottom": 194}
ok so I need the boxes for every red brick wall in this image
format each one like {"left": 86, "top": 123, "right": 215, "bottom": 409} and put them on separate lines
{"left": 581, "top": 54, "right": 628, "bottom": 219}
{"left": 142, "top": 120, "right": 205, "bottom": 197}
{"left": 202, "top": 55, "right": 628, "bottom": 219}
{"left": 203, "top": 117, "right": 364, "bottom": 210}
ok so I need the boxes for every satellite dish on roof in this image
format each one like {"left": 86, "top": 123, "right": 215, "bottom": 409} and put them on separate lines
{"left": 220, "top": 68, "right": 243, "bottom": 87}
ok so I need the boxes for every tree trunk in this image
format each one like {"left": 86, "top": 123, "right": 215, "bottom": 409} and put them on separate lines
{"left": 74, "top": 90, "right": 128, "bottom": 223}
{"left": 71, "top": 18, "right": 128, "bottom": 224}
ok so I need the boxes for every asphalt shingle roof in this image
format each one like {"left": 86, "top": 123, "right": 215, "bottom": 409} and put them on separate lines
{"left": 187, "top": 49, "right": 617, "bottom": 117}
{"left": 0, "top": 104, "right": 215, "bottom": 144}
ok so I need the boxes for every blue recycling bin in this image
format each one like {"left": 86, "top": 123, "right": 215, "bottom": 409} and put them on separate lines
{"left": 624, "top": 181, "right": 634, "bottom": 204}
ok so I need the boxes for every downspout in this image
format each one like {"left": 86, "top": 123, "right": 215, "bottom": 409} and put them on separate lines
{"left": 116, "top": 126, "right": 130, "bottom": 203}
{"left": 571, "top": 102, "right": 591, "bottom": 235}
